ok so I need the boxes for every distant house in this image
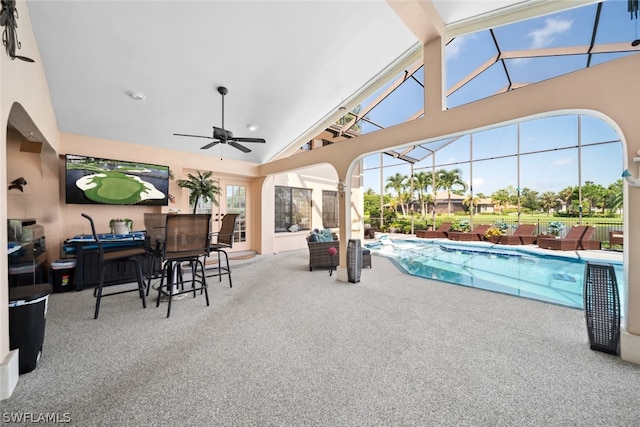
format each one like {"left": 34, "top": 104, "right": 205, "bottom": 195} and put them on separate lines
{"left": 476, "top": 198, "right": 495, "bottom": 214}
{"left": 428, "top": 192, "right": 465, "bottom": 214}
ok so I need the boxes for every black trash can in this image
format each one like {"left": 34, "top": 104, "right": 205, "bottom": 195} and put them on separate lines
{"left": 50, "top": 259, "right": 76, "bottom": 293}
{"left": 9, "top": 283, "right": 53, "bottom": 374}
{"left": 9, "top": 263, "right": 45, "bottom": 287}
{"left": 347, "top": 238, "right": 362, "bottom": 283}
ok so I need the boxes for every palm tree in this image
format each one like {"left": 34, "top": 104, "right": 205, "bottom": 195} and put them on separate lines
{"left": 436, "top": 168, "right": 468, "bottom": 215}
{"left": 491, "top": 188, "right": 511, "bottom": 215}
{"left": 605, "top": 179, "right": 623, "bottom": 214}
{"left": 385, "top": 173, "right": 408, "bottom": 216}
{"left": 539, "top": 191, "right": 559, "bottom": 216}
{"left": 412, "top": 171, "right": 431, "bottom": 217}
{"left": 176, "top": 171, "right": 221, "bottom": 214}
{"left": 462, "top": 193, "right": 480, "bottom": 215}
{"left": 558, "top": 186, "right": 575, "bottom": 214}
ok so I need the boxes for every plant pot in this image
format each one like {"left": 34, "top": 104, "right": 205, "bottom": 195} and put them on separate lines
{"left": 111, "top": 220, "right": 130, "bottom": 235}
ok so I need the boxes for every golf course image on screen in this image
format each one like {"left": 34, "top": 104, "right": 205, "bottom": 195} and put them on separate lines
{"left": 65, "top": 154, "right": 170, "bottom": 206}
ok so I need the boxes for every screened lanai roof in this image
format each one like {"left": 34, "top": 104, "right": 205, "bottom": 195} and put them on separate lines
{"left": 322, "top": 0, "right": 639, "bottom": 164}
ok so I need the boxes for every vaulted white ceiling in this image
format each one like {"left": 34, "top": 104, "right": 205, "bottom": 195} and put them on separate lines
{"left": 24, "top": 0, "right": 595, "bottom": 164}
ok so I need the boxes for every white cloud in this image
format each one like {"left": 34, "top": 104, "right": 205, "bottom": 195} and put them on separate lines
{"left": 446, "top": 34, "right": 476, "bottom": 61}
{"left": 527, "top": 17, "right": 573, "bottom": 49}
{"left": 472, "top": 177, "right": 485, "bottom": 190}
{"left": 550, "top": 157, "right": 572, "bottom": 167}
{"left": 446, "top": 38, "right": 464, "bottom": 61}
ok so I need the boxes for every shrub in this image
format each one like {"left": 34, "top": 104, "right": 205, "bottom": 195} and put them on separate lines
{"left": 485, "top": 228, "right": 503, "bottom": 238}
{"left": 453, "top": 219, "right": 470, "bottom": 232}
{"left": 547, "top": 221, "right": 566, "bottom": 236}
{"left": 492, "top": 220, "right": 509, "bottom": 233}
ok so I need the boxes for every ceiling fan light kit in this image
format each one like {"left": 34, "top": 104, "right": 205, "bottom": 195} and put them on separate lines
{"left": 173, "top": 86, "right": 266, "bottom": 155}
{"left": 127, "top": 90, "right": 146, "bottom": 101}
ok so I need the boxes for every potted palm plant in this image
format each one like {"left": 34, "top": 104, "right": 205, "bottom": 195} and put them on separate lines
{"left": 176, "top": 171, "right": 221, "bottom": 214}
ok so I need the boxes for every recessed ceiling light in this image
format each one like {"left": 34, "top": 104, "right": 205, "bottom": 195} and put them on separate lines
{"left": 246, "top": 124, "right": 258, "bottom": 131}
{"left": 127, "top": 90, "right": 146, "bottom": 101}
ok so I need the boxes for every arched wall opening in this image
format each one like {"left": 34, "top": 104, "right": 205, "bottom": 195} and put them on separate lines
{"left": 259, "top": 161, "right": 367, "bottom": 256}
{"left": 362, "top": 111, "right": 624, "bottom": 234}
{"left": 5, "top": 103, "right": 61, "bottom": 262}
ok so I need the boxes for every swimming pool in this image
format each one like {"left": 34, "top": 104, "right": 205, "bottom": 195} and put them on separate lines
{"left": 365, "top": 238, "right": 624, "bottom": 311}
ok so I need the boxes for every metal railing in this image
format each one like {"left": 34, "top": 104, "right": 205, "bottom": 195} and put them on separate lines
{"left": 497, "top": 218, "right": 622, "bottom": 245}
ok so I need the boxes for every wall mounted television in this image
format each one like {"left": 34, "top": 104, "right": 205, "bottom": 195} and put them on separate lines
{"left": 65, "top": 154, "right": 170, "bottom": 206}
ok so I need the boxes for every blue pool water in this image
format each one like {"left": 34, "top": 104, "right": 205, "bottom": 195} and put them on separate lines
{"left": 365, "top": 238, "right": 624, "bottom": 312}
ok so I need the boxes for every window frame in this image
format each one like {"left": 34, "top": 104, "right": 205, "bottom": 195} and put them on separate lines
{"left": 274, "top": 186, "right": 312, "bottom": 233}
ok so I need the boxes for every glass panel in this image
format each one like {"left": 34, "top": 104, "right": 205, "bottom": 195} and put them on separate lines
{"left": 274, "top": 186, "right": 311, "bottom": 232}
{"left": 356, "top": 118, "right": 383, "bottom": 135}
{"left": 293, "top": 188, "right": 312, "bottom": 231}
{"left": 505, "top": 55, "right": 587, "bottom": 86}
{"left": 364, "top": 78, "right": 424, "bottom": 128}
{"left": 520, "top": 115, "right": 578, "bottom": 153}
{"left": 589, "top": 51, "right": 637, "bottom": 66}
{"left": 595, "top": 0, "right": 639, "bottom": 44}
{"left": 581, "top": 114, "right": 622, "bottom": 144}
{"left": 471, "top": 156, "right": 518, "bottom": 197}
{"left": 432, "top": 134, "right": 471, "bottom": 166}
{"left": 446, "top": 30, "right": 498, "bottom": 92}
{"left": 493, "top": 5, "right": 597, "bottom": 50}
{"left": 447, "top": 61, "right": 510, "bottom": 109}
{"left": 581, "top": 142, "right": 623, "bottom": 191}
{"left": 322, "top": 190, "right": 339, "bottom": 228}
{"left": 520, "top": 148, "right": 579, "bottom": 194}
{"left": 472, "top": 125, "right": 518, "bottom": 160}
{"left": 226, "top": 185, "right": 246, "bottom": 243}
{"left": 401, "top": 145, "right": 433, "bottom": 163}
{"left": 363, "top": 114, "right": 623, "bottom": 222}
{"left": 442, "top": 2, "right": 636, "bottom": 109}
{"left": 274, "top": 187, "right": 291, "bottom": 233}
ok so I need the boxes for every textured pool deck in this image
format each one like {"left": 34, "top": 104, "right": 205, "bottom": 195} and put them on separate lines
{"left": 3, "top": 246, "right": 639, "bottom": 425}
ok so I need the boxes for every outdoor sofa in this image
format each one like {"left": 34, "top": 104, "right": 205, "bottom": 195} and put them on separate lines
{"left": 307, "top": 233, "right": 371, "bottom": 271}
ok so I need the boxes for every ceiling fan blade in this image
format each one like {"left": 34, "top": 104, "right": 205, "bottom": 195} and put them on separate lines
{"left": 228, "top": 141, "right": 251, "bottom": 153}
{"left": 232, "top": 137, "right": 266, "bottom": 143}
{"left": 173, "top": 133, "right": 217, "bottom": 140}
{"left": 201, "top": 141, "right": 220, "bottom": 150}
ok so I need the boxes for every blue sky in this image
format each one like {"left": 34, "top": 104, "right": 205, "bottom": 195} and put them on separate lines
{"left": 360, "top": 0, "right": 632, "bottom": 197}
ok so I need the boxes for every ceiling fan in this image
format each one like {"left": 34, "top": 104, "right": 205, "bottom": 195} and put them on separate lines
{"left": 173, "top": 86, "right": 266, "bottom": 153}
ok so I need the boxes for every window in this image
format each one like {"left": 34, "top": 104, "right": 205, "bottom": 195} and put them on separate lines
{"left": 322, "top": 190, "right": 339, "bottom": 228}
{"left": 275, "top": 186, "right": 312, "bottom": 232}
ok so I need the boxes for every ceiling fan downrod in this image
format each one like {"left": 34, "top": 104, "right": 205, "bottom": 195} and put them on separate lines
{"left": 218, "top": 86, "right": 227, "bottom": 134}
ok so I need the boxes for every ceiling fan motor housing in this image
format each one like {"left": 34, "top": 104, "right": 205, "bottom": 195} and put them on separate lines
{"left": 213, "top": 127, "right": 233, "bottom": 140}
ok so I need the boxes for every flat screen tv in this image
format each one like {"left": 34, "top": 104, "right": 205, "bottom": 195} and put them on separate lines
{"left": 65, "top": 154, "right": 170, "bottom": 206}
